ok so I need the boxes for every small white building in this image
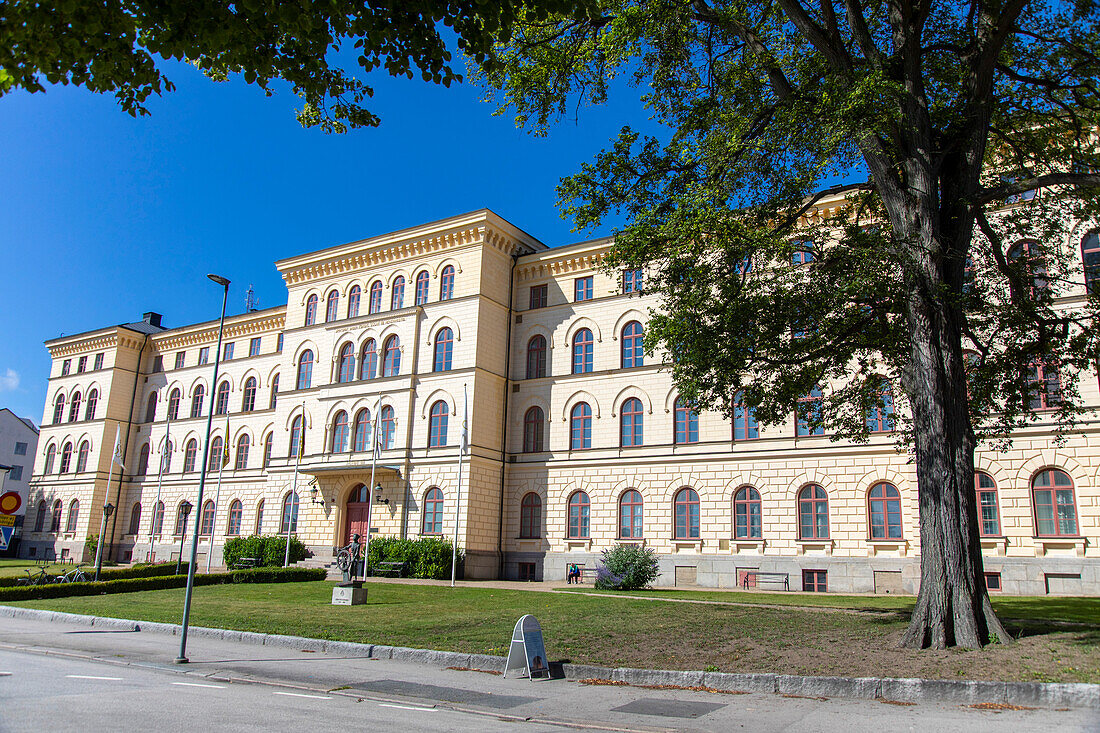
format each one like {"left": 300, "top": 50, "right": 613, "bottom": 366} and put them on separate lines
{"left": 0, "top": 407, "right": 40, "bottom": 554}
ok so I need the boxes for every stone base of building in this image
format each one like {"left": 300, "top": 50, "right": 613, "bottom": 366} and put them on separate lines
{"left": 464, "top": 549, "right": 500, "bottom": 580}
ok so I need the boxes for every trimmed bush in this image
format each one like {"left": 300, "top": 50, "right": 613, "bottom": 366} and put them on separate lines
{"left": 365, "top": 536, "right": 463, "bottom": 580}
{"left": 222, "top": 535, "right": 307, "bottom": 568}
{"left": 0, "top": 566, "right": 326, "bottom": 602}
{"left": 0, "top": 561, "right": 189, "bottom": 588}
{"left": 594, "top": 544, "right": 660, "bottom": 590}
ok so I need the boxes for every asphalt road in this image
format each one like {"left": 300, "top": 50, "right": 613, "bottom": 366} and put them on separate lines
{"left": 0, "top": 615, "right": 1097, "bottom": 732}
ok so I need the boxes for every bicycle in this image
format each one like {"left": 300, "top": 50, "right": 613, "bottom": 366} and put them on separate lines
{"left": 61, "top": 565, "right": 90, "bottom": 583}
{"left": 16, "top": 565, "right": 59, "bottom": 586}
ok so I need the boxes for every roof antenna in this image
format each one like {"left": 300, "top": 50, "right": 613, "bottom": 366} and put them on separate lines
{"left": 245, "top": 284, "right": 258, "bottom": 313}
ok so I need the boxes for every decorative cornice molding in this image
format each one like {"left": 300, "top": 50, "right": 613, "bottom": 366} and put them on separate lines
{"left": 153, "top": 313, "right": 286, "bottom": 351}
{"left": 518, "top": 251, "right": 607, "bottom": 281}
{"left": 47, "top": 333, "right": 119, "bottom": 358}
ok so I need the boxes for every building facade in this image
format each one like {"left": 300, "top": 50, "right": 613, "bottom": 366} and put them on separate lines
{"left": 23, "top": 207, "right": 1100, "bottom": 593}
{"left": 0, "top": 408, "right": 39, "bottom": 554}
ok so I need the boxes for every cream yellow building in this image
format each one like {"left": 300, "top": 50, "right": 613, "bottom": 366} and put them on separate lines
{"left": 23, "top": 206, "right": 1100, "bottom": 594}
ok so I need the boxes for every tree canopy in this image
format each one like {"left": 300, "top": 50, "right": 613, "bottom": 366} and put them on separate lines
{"left": 481, "top": 0, "right": 1100, "bottom": 648}
{"left": 0, "top": 0, "right": 596, "bottom": 131}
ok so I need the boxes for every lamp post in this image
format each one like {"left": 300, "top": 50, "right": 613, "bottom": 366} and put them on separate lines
{"left": 175, "top": 500, "right": 192, "bottom": 575}
{"left": 176, "top": 273, "right": 230, "bottom": 664}
{"left": 93, "top": 503, "right": 115, "bottom": 581}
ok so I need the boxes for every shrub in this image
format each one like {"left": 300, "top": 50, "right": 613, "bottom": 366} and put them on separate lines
{"left": 594, "top": 544, "right": 660, "bottom": 590}
{"left": 365, "top": 536, "right": 463, "bottom": 580}
{"left": 223, "top": 535, "right": 307, "bottom": 568}
{"left": 84, "top": 534, "right": 99, "bottom": 561}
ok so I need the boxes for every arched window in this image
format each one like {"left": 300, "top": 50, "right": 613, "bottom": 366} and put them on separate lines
{"left": 75, "top": 441, "right": 90, "bottom": 472}
{"left": 572, "top": 328, "right": 594, "bottom": 374}
{"left": 151, "top": 500, "right": 164, "bottom": 535}
{"left": 199, "top": 500, "right": 216, "bottom": 536}
{"left": 570, "top": 402, "right": 592, "bottom": 449}
{"left": 866, "top": 380, "right": 895, "bottom": 432}
{"left": 137, "top": 443, "right": 150, "bottom": 475}
{"left": 255, "top": 499, "right": 265, "bottom": 534}
{"left": 621, "top": 321, "right": 644, "bottom": 368}
{"left": 174, "top": 502, "right": 189, "bottom": 535}
{"left": 1082, "top": 230, "right": 1100, "bottom": 295}
{"left": 382, "top": 335, "right": 401, "bottom": 377}
{"left": 421, "top": 488, "right": 443, "bottom": 534}
{"left": 85, "top": 389, "right": 98, "bottom": 420}
{"left": 337, "top": 342, "right": 356, "bottom": 382}
{"left": 520, "top": 493, "right": 542, "bottom": 539}
{"left": 433, "top": 328, "right": 454, "bottom": 372}
{"left": 526, "top": 335, "right": 547, "bottom": 379}
{"left": 391, "top": 276, "right": 405, "bottom": 310}
{"left": 1032, "top": 468, "right": 1078, "bottom": 536}
{"left": 429, "top": 401, "right": 449, "bottom": 447}
{"left": 868, "top": 482, "right": 903, "bottom": 539}
{"left": 1008, "top": 240, "right": 1048, "bottom": 297}
{"left": 289, "top": 415, "right": 305, "bottom": 458}
{"left": 59, "top": 442, "right": 73, "bottom": 473}
{"left": 183, "top": 439, "right": 198, "bottom": 472}
{"left": 522, "top": 406, "right": 544, "bottom": 453}
{"left": 304, "top": 294, "right": 318, "bottom": 326}
{"left": 34, "top": 500, "right": 46, "bottom": 532}
{"left": 66, "top": 500, "right": 79, "bottom": 533}
{"left": 415, "top": 270, "right": 430, "bottom": 305}
{"left": 732, "top": 391, "right": 757, "bottom": 440}
{"left": 359, "top": 339, "right": 378, "bottom": 380}
{"left": 674, "top": 398, "right": 698, "bottom": 444}
{"left": 975, "top": 472, "right": 1001, "bottom": 537}
{"left": 798, "top": 485, "right": 829, "bottom": 539}
{"left": 166, "top": 388, "right": 179, "bottom": 420}
{"left": 567, "top": 491, "right": 590, "bottom": 539}
{"left": 227, "top": 499, "right": 243, "bottom": 535}
{"left": 128, "top": 502, "right": 142, "bottom": 535}
{"left": 68, "top": 391, "right": 82, "bottom": 422}
{"left": 296, "top": 350, "right": 313, "bottom": 390}
{"left": 145, "top": 392, "right": 158, "bottom": 422}
{"left": 52, "top": 394, "right": 65, "bottom": 424}
{"left": 353, "top": 409, "right": 371, "bottom": 452}
{"left": 347, "top": 284, "right": 361, "bottom": 318}
{"left": 241, "top": 378, "right": 257, "bottom": 412}
{"left": 674, "top": 488, "right": 700, "bottom": 539}
{"left": 440, "top": 265, "right": 455, "bottom": 300}
{"left": 263, "top": 432, "right": 274, "bottom": 467}
{"left": 325, "top": 289, "right": 340, "bottom": 322}
{"left": 380, "top": 405, "right": 395, "bottom": 449}
{"left": 734, "top": 486, "right": 762, "bottom": 539}
{"left": 797, "top": 385, "right": 825, "bottom": 436}
{"left": 191, "top": 385, "right": 205, "bottom": 419}
{"left": 50, "top": 499, "right": 63, "bottom": 532}
{"left": 215, "top": 381, "right": 230, "bottom": 415}
{"left": 619, "top": 490, "right": 643, "bottom": 539}
{"left": 235, "top": 433, "right": 250, "bottom": 469}
{"left": 280, "top": 492, "right": 299, "bottom": 533}
{"left": 207, "top": 436, "right": 223, "bottom": 473}
{"left": 620, "top": 397, "right": 643, "bottom": 447}
{"left": 44, "top": 444, "right": 57, "bottom": 474}
{"left": 269, "top": 374, "right": 279, "bottom": 410}
{"left": 331, "top": 411, "right": 349, "bottom": 452}
{"left": 368, "top": 280, "right": 383, "bottom": 314}
{"left": 1026, "top": 360, "right": 1061, "bottom": 409}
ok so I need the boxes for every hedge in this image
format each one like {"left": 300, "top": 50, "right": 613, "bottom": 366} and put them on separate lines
{"left": 0, "top": 566, "right": 326, "bottom": 602}
{"left": 223, "top": 535, "right": 307, "bottom": 568}
{"left": 365, "top": 536, "right": 463, "bottom": 580}
{"left": 0, "top": 562, "right": 190, "bottom": 588}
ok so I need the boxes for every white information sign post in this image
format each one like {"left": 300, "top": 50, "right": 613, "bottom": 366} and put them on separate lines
{"left": 503, "top": 614, "right": 550, "bottom": 680}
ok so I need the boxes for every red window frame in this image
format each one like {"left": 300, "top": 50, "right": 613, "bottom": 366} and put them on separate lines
{"left": 867, "top": 482, "right": 903, "bottom": 539}
{"left": 235, "top": 434, "right": 250, "bottom": 469}
{"left": 734, "top": 486, "right": 761, "bottom": 539}
{"left": 368, "top": 280, "right": 383, "bottom": 314}
{"left": 215, "top": 381, "right": 230, "bottom": 415}
{"left": 519, "top": 492, "right": 541, "bottom": 539}
{"left": 1008, "top": 240, "right": 1048, "bottom": 298}
{"left": 68, "top": 392, "right": 81, "bottom": 422}
{"left": 440, "top": 265, "right": 455, "bottom": 300}
{"left": 151, "top": 501, "right": 164, "bottom": 535}
{"left": 325, "top": 290, "right": 339, "bottom": 322}
{"left": 380, "top": 406, "right": 395, "bottom": 448}
{"left": 415, "top": 270, "right": 430, "bottom": 305}
{"left": 352, "top": 409, "right": 370, "bottom": 452}
{"left": 1082, "top": 230, "right": 1100, "bottom": 295}
{"left": 242, "top": 379, "right": 256, "bottom": 412}
{"left": 570, "top": 402, "right": 592, "bottom": 449}
{"left": 128, "top": 503, "right": 142, "bottom": 535}
{"left": 289, "top": 416, "right": 304, "bottom": 458}
{"left": 296, "top": 350, "right": 313, "bottom": 390}
{"left": 53, "top": 395, "right": 65, "bottom": 424}
{"left": 529, "top": 284, "right": 547, "bottom": 309}
{"left": 227, "top": 500, "right": 243, "bottom": 536}
{"left": 50, "top": 499, "right": 63, "bottom": 532}
{"left": 200, "top": 500, "right": 215, "bottom": 536}
{"left": 338, "top": 343, "right": 355, "bottom": 382}
{"left": 207, "top": 437, "right": 223, "bottom": 473}
{"left": 280, "top": 492, "right": 299, "bottom": 533}
{"left": 359, "top": 339, "right": 377, "bottom": 380}
{"left": 798, "top": 484, "right": 829, "bottom": 539}
{"left": 621, "top": 321, "right": 643, "bottom": 368}
{"left": 429, "top": 400, "right": 449, "bottom": 447}
{"left": 1032, "top": 468, "right": 1079, "bottom": 537}
{"left": 59, "top": 442, "right": 73, "bottom": 473}
{"left": 802, "top": 569, "right": 827, "bottom": 592}
{"left": 433, "top": 328, "right": 453, "bottom": 372}
{"left": 674, "top": 487, "right": 700, "bottom": 539}
{"left": 86, "top": 389, "right": 98, "bottom": 420}
{"left": 526, "top": 335, "right": 547, "bottom": 379}
{"left": 304, "top": 294, "right": 318, "bottom": 325}
{"left": 568, "top": 491, "right": 590, "bottom": 539}
{"left": 975, "top": 472, "right": 1001, "bottom": 537}
{"left": 347, "top": 285, "right": 361, "bottom": 317}
{"left": 674, "top": 398, "right": 698, "bottom": 444}
{"left": 331, "top": 411, "right": 349, "bottom": 452}
{"left": 382, "top": 336, "right": 400, "bottom": 377}
{"left": 1026, "top": 360, "right": 1061, "bottom": 410}
{"left": 619, "top": 489, "right": 643, "bottom": 539}
{"left": 796, "top": 386, "right": 824, "bottom": 436}
{"left": 65, "top": 500, "right": 79, "bottom": 533}
{"left": 391, "top": 276, "right": 405, "bottom": 310}
{"left": 523, "top": 406, "right": 544, "bottom": 453}
{"left": 732, "top": 392, "right": 758, "bottom": 441}
{"left": 572, "top": 329, "right": 594, "bottom": 374}
{"left": 620, "top": 397, "right": 643, "bottom": 447}
{"left": 422, "top": 487, "right": 443, "bottom": 534}
{"left": 183, "top": 439, "right": 198, "bottom": 472}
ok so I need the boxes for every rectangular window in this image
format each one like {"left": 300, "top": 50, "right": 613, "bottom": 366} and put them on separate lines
{"left": 249, "top": 337, "right": 261, "bottom": 356}
{"left": 77, "top": 356, "right": 87, "bottom": 373}
{"left": 8, "top": 465, "right": 22, "bottom": 481}
{"left": 623, "top": 268, "right": 643, "bottom": 293}
{"left": 61, "top": 360, "right": 71, "bottom": 376}
{"left": 198, "top": 347, "right": 210, "bottom": 365}
{"left": 152, "top": 355, "right": 163, "bottom": 373}
{"left": 529, "top": 284, "right": 548, "bottom": 310}
{"left": 174, "top": 352, "right": 185, "bottom": 369}
{"left": 223, "top": 342, "right": 234, "bottom": 361}
{"left": 93, "top": 353, "right": 104, "bottom": 370}
{"left": 802, "top": 569, "right": 827, "bottom": 592}
{"left": 13, "top": 442, "right": 27, "bottom": 456}
{"left": 984, "top": 572, "right": 1002, "bottom": 591}
{"left": 518, "top": 562, "right": 536, "bottom": 581}
{"left": 277, "top": 333, "right": 284, "bottom": 352}
{"left": 574, "top": 276, "right": 593, "bottom": 302}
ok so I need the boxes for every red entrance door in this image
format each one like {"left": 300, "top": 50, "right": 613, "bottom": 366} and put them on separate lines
{"left": 344, "top": 482, "right": 371, "bottom": 545}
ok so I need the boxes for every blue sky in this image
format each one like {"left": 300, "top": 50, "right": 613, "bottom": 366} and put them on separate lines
{"left": 1, "top": 60, "right": 649, "bottom": 425}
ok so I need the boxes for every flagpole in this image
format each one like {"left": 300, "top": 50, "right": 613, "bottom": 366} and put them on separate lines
{"left": 206, "top": 418, "right": 229, "bottom": 573}
{"left": 151, "top": 412, "right": 170, "bottom": 563}
{"left": 98, "top": 428, "right": 117, "bottom": 578}
{"left": 364, "top": 395, "right": 381, "bottom": 577}
{"left": 285, "top": 402, "right": 304, "bottom": 568}
{"left": 451, "top": 385, "right": 467, "bottom": 588}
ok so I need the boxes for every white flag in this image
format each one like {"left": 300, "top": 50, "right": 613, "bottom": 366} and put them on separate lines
{"left": 460, "top": 385, "right": 469, "bottom": 455}
{"left": 111, "top": 424, "right": 125, "bottom": 468}
{"left": 372, "top": 398, "right": 382, "bottom": 458}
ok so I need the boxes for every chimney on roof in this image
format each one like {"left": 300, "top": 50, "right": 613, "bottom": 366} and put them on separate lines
{"left": 143, "top": 312, "right": 163, "bottom": 328}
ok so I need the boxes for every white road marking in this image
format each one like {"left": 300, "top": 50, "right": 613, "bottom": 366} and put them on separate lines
{"left": 0, "top": 672, "right": 12, "bottom": 677}
{"left": 378, "top": 703, "right": 437, "bottom": 712}
{"left": 273, "top": 691, "right": 332, "bottom": 700}
{"left": 66, "top": 675, "right": 123, "bottom": 681}
{"left": 172, "top": 682, "right": 226, "bottom": 689}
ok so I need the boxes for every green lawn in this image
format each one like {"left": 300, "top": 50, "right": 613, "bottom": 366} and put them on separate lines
{"left": 0, "top": 559, "right": 77, "bottom": 579}
{"left": 8, "top": 580, "right": 1099, "bottom": 683}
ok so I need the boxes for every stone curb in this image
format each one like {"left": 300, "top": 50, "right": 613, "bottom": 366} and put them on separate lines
{"left": 2, "top": 605, "right": 1096, "bottom": 709}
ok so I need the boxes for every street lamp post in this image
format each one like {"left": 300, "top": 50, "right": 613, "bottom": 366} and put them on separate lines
{"left": 176, "top": 274, "right": 230, "bottom": 664}
{"left": 93, "top": 503, "right": 115, "bottom": 581}
{"left": 175, "top": 500, "right": 192, "bottom": 575}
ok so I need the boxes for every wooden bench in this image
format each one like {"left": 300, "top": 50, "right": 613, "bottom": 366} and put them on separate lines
{"left": 566, "top": 565, "right": 597, "bottom": 584}
{"left": 741, "top": 571, "right": 790, "bottom": 591}
{"left": 375, "top": 561, "right": 408, "bottom": 577}
{"left": 231, "top": 557, "right": 259, "bottom": 570}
